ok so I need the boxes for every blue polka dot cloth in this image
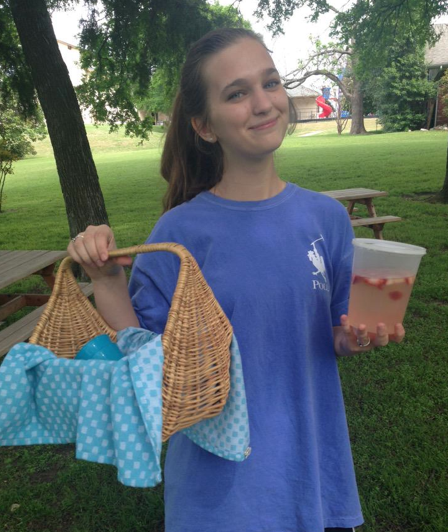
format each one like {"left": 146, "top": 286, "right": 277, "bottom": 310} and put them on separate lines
{"left": 0, "top": 328, "right": 250, "bottom": 487}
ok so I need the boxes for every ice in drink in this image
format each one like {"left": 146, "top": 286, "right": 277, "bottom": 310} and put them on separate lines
{"left": 348, "top": 270, "right": 415, "bottom": 333}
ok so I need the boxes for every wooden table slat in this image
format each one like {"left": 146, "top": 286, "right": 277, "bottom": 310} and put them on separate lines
{"left": 0, "top": 250, "right": 67, "bottom": 290}
{"left": 0, "top": 250, "right": 47, "bottom": 271}
{"left": 0, "top": 250, "right": 49, "bottom": 278}
{"left": 350, "top": 215, "right": 402, "bottom": 227}
{"left": 0, "top": 251, "right": 16, "bottom": 266}
{"left": 321, "top": 188, "right": 388, "bottom": 201}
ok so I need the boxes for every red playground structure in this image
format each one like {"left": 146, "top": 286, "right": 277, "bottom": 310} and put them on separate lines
{"left": 316, "top": 95, "right": 333, "bottom": 118}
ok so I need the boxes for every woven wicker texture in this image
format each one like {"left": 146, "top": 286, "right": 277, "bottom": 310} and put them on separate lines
{"left": 29, "top": 243, "right": 233, "bottom": 441}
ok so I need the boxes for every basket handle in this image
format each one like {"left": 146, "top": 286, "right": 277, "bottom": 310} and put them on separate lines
{"left": 108, "top": 242, "right": 192, "bottom": 262}
{"left": 56, "top": 242, "right": 193, "bottom": 273}
{"left": 53, "top": 243, "right": 195, "bottom": 281}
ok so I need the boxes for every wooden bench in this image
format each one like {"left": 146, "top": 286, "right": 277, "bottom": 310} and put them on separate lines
{"left": 351, "top": 215, "right": 402, "bottom": 239}
{"left": 0, "top": 282, "right": 93, "bottom": 358}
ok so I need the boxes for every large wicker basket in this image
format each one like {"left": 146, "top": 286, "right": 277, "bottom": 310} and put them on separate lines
{"left": 29, "top": 243, "right": 233, "bottom": 442}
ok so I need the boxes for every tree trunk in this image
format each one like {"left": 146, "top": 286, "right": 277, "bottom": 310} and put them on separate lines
{"left": 350, "top": 77, "right": 367, "bottom": 135}
{"left": 9, "top": 0, "right": 109, "bottom": 237}
{"left": 439, "top": 141, "right": 448, "bottom": 203}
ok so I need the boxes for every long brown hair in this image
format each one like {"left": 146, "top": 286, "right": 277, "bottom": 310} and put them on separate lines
{"left": 161, "top": 28, "right": 296, "bottom": 212}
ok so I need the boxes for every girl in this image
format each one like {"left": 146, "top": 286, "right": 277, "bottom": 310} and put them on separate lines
{"left": 68, "top": 28, "right": 404, "bottom": 532}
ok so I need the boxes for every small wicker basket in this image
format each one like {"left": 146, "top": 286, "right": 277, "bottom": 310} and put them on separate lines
{"left": 29, "top": 243, "right": 233, "bottom": 442}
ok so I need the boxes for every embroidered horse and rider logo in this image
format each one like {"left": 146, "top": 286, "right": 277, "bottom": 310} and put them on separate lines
{"left": 307, "top": 235, "right": 329, "bottom": 291}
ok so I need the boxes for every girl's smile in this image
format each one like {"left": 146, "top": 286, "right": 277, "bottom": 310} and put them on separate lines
{"left": 249, "top": 117, "right": 279, "bottom": 130}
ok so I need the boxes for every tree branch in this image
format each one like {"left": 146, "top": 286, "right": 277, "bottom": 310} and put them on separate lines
{"left": 284, "top": 47, "right": 352, "bottom": 79}
{"left": 325, "top": 2, "right": 340, "bottom": 14}
{"left": 283, "top": 69, "right": 352, "bottom": 99}
{"left": 308, "top": 48, "right": 352, "bottom": 57}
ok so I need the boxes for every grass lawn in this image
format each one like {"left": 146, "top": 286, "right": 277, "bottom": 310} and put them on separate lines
{"left": 1, "top": 120, "right": 447, "bottom": 532}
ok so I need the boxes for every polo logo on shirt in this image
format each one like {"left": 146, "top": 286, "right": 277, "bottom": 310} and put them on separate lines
{"left": 307, "top": 235, "right": 330, "bottom": 292}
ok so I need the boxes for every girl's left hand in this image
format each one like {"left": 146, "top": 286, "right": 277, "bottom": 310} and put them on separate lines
{"left": 334, "top": 314, "right": 405, "bottom": 356}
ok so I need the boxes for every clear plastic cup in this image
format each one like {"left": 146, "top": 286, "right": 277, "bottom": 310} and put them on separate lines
{"left": 348, "top": 238, "right": 426, "bottom": 333}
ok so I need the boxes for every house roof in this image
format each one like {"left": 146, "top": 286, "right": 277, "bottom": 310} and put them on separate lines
{"left": 426, "top": 24, "right": 448, "bottom": 67}
{"left": 286, "top": 85, "right": 320, "bottom": 98}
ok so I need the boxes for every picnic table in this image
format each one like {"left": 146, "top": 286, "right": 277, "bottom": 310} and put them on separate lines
{"left": 0, "top": 250, "right": 93, "bottom": 357}
{"left": 321, "top": 188, "right": 402, "bottom": 239}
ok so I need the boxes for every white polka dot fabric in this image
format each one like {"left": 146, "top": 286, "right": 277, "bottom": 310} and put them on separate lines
{"left": 0, "top": 328, "right": 250, "bottom": 487}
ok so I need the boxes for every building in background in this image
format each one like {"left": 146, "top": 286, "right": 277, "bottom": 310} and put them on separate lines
{"left": 286, "top": 86, "right": 321, "bottom": 121}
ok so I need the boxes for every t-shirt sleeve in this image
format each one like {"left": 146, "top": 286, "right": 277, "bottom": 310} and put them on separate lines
{"left": 128, "top": 215, "right": 181, "bottom": 334}
{"left": 330, "top": 208, "right": 354, "bottom": 327}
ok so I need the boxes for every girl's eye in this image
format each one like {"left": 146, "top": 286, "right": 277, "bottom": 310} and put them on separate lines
{"left": 227, "top": 91, "right": 245, "bottom": 101}
{"left": 265, "top": 79, "right": 280, "bottom": 89}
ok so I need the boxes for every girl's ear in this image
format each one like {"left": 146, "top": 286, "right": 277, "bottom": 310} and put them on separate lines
{"left": 191, "top": 117, "right": 217, "bottom": 143}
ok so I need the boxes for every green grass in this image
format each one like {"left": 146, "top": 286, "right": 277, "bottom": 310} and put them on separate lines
{"left": 0, "top": 445, "right": 164, "bottom": 532}
{"left": 1, "top": 122, "right": 448, "bottom": 531}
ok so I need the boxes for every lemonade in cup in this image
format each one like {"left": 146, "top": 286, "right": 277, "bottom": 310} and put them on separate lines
{"left": 348, "top": 239, "right": 426, "bottom": 334}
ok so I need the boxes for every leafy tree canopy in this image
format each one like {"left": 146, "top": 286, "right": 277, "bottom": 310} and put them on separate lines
{"left": 368, "top": 39, "right": 437, "bottom": 132}
{"left": 254, "top": 0, "right": 448, "bottom": 75}
{"left": 0, "top": 2, "right": 38, "bottom": 118}
{"left": 439, "top": 69, "right": 448, "bottom": 122}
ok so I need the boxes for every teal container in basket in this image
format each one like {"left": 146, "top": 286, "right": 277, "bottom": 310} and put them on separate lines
{"left": 75, "top": 334, "right": 124, "bottom": 361}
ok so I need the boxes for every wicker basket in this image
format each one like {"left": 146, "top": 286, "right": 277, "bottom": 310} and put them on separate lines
{"left": 29, "top": 243, "right": 233, "bottom": 441}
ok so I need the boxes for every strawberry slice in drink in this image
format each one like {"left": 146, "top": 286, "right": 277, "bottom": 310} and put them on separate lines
{"left": 389, "top": 290, "right": 403, "bottom": 300}
{"left": 363, "top": 277, "right": 387, "bottom": 289}
{"left": 352, "top": 275, "right": 387, "bottom": 288}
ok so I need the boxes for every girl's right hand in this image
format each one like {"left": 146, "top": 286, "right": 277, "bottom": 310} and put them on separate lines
{"left": 67, "top": 225, "right": 133, "bottom": 281}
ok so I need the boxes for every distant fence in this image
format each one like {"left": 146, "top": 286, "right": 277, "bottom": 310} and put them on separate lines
{"left": 295, "top": 109, "right": 319, "bottom": 121}
{"left": 294, "top": 115, "right": 378, "bottom": 124}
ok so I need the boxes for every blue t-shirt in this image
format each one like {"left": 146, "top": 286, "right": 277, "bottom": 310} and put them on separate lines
{"left": 128, "top": 182, "right": 363, "bottom": 532}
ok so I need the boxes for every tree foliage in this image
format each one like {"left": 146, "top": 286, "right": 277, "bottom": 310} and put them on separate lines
{"left": 0, "top": 2, "right": 39, "bottom": 119}
{"left": 438, "top": 69, "right": 448, "bottom": 122}
{"left": 0, "top": 98, "right": 46, "bottom": 211}
{"left": 135, "top": 66, "right": 178, "bottom": 121}
{"left": 370, "top": 42, "right": 436, "bottom": 132}
{"left": 254, "top": 0, "right": 448, "bottom": 89}
{"left": 335, "top": 0, "right": 447, "bottom": 72}
{"left": 254, "top": 0, "right": 448, "bottom": 53}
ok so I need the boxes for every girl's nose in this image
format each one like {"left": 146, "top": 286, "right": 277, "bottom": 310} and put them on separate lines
{"left": 252, "top": 88, "right": 273, "bottom": 115}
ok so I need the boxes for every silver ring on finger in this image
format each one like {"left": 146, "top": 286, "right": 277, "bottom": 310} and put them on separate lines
{"left": 357, "top": 336, "right": 371, "bottom": 348}
{"left": 71, "top": 233, "right": 85, "bottom": 243}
